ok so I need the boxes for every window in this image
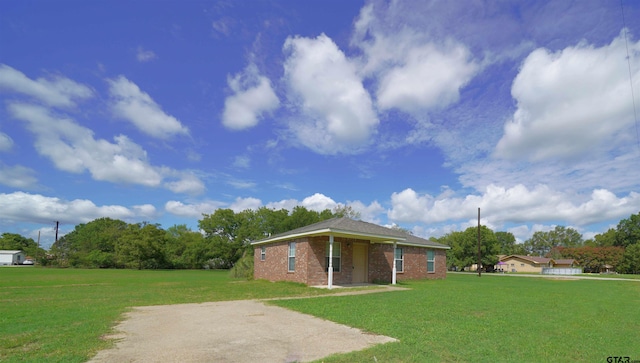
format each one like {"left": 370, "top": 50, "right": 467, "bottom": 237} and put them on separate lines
{"left": 288, "top": 242, "right": 296, "bottom": 272}
{"left": 520, "top": 263, "right": 525, "bottom": 267}
{"left": 260, "top": 246, "right": 266, "bottom": 261}
{"left": 394, "top": 247, "right": 404, "bottom": 273}
{"left": 325, "top": 242, "right": 341, "bottom": 272}
{"left": 427, "top": 250, "right": 435, "bottom": 273}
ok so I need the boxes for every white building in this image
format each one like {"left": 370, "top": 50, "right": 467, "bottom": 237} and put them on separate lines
{"left": 0, "top": 250, "right": 26, "bottom": 266}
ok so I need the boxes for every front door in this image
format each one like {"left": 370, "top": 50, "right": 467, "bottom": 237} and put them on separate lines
{"left": 352, "top": 243, "right": 368, "bottom": 283}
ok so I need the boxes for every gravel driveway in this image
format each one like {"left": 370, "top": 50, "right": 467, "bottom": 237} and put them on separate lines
{"left": 89, "top": 296, "right": 398, "bottom": 363}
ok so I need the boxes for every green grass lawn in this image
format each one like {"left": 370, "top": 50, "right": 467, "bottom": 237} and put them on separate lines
{"left": 1, "top": 268, "right": 639, "bottom": 363}
{"left": 273, "top": 274, "right": 640, "bottom": 363}
{"left": 0, "top": 267, "right": 332, "bottom": 363}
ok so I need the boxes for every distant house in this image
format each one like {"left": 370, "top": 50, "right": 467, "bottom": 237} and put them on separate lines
{"left": 0, "top": 250, "right": 25, "bottom": 266}
{"left": 498, "top": 255, "right": 577, "bottom": 273}
{"left": 252, "top": 217, "right": 450, "bottom": 287}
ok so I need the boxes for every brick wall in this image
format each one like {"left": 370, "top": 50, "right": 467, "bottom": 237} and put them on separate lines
{"left": 253, "top": 238, "right": 309, "bottom": 283}
{"left": 255, "top": 238, "right": 448, "bottom": 284}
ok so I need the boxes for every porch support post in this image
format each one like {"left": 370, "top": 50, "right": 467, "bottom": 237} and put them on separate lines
{"left": 328, "top": 234, "right": 334, "bottom": 289}
{"left": 392, "top": 241, "right": 397, "bottom": 285}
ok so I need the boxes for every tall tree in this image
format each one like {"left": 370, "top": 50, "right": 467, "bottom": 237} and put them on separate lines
{"left": 442, "top": 226, "right": 499, "bottom": 271}
{"left": 50, "top": 218, "right": 127, "bottom": 267}
{"left": 615, "top": 212, "right": 640, "bottom": 247}
{"left": 495, "top": 231, "right": 516, "bottom": 255}
{"left": 524, "top": 226, "right": 583, "bottom": 257}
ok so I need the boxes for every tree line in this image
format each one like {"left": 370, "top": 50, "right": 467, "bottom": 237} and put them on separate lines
{"left": 435, "top": 212, "right": 640, "bottom": 274}
{"left": 3, "top": 208, "right": 638, "bottom": 274}
{"left": 41, "top": 205, "right": 358, "bottom": 269}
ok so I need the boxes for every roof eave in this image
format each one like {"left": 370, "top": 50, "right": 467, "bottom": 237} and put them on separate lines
{"left": 251, "top": 228, "right": 407, "bottom": 245}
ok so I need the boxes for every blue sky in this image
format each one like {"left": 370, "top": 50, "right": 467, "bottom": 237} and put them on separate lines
{"left": 1, "top": 0, "right": 639, "bottom": 249}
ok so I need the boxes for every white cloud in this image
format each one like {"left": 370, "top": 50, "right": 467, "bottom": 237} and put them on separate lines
{"left": 108, "top": 76, "right": 189, "bottom": 139}
{"left": 283, "top": 34, "right": 379, "bottom": 154}
{"left": 345, "top": 200, "right": 385, "bottom": 223}
{"left": 222, "top": 64, "right": 279, "bottom": 130}
{"left": 495, "top": 32, "right": 640, "bottom": 161}
{"left": 299, "top": 193, "right": 337, "bottom": 212}
{"left": 229, "top": 197, "right": 262, "bottom": 212}
{"left": 0, "top": 64, "right": 93, "bottom": 108}
{"left": 0, "top": 191, "right": 156, "bottom": 225}
{"left": 388, "top": 184, "right": 640, "bottom": 227}
{"left": 0, "top": 132, "right": 13, "bottom": 151}
{"left": 0, "top": 164, "right": 38, "bottom": 188}
{"left": 351, "top": 9, "right": 479, "bottom": 115}
{"left": 164, "top": 172, "right": 206, "bottom": 195}
{"left": 165, "top": 200, "right": 225, "bottom": 218}
{"left": 8, "top": 102, "right": 203, "bottom": 194}
{"left": 136, "top": 47, "right": 157, "bottom": 62}
{"left": 376, "top": 41, "right": 478, "bottom": 114}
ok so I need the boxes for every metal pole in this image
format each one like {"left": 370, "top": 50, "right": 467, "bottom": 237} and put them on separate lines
{"left": 477, "top": 208, "right": 481, "bottom": 277}
{"left": 36, "top": 231, "right": 40, "bottom": 266}
{"left": 55, "top": 221, "right": 59, "bottom": 243}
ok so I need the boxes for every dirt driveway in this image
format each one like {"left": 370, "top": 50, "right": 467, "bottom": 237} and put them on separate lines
{"left": 89, "top": 290, "right": 400, "bottom": 363}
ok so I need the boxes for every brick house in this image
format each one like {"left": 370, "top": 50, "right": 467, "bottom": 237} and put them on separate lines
{"left": 252, "top": 217, "right": 450, "bottom": 287}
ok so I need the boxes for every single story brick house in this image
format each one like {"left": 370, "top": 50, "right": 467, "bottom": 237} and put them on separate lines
{"left": 252, "top": 217, "right": 450, "bottom": 288}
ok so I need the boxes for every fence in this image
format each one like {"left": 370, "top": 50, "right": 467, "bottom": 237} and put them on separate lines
{"left": 541, "top": 267, "right": 583, "bottom": 275}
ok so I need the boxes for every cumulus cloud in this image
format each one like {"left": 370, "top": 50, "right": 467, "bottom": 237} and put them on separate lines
{"left": 0, "top": 191, "right": 156, "bottom": 225}
{"left": 108, "top": 76, "right": 189, "bottom": 139}
{"left": 351, "top": 7, "right": 479, "bottom": 115}
{"left": 376, "top": 41, "right": 478, "bottom": 114}
{"left": 283, "top": 34, "right": 379, "bottom": 154}
{"left": 136, "top": 46, "right": 157, "bottom": 62}
{"left": 222, "top": 64, "right": 279, "bottom": 130}
{"left": 388, "top": 184, "right": 640, "bottom": 227}
{"left": 164, "top": 172, "right": 206, "bottom": 195}
{"left": 0, "top": 132, "right": 13, "bottom": 151}
{"left": 7, "top": 102, "right": 204, "bottom": 194}
{"left": 0, "top": 64, "right": 93, "bottom": 108}
{"left": 229, "top": 197, "right": 262, "bottom": 212}
{"left": 495, "top": 32, "right": 640, "bottom": 161}
{"left": 0, "top": 164, "right": 38, "bottom": 188}
{"left": 165, "top": 200, "right": 225, "bottom": 218}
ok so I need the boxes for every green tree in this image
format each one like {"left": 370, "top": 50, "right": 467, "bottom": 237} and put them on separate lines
{"left": 615, "top": 212, "right": 640, "bottom": 247}
{"left": 495, "top": 231, "right": 517, "bottom": 255}
{"left": 619, "top": 244, "right": 640, "bottom": 274}
{"left": 524, "top": 226, "right": 583, "bottom": 257}
{"left": 50, "top": 218, "right": 127, "bottom": 267}
{"left": 332, "top": 205, "right": 361, "bottom": 219}
{"left": 441, "top": 226, "right": 499, "bottom": 271}
{"left": 165, "top": 224, "right": 206, "bottom": 269}
{"left": 590, "top": 228, "right": 617, "bottom": 247}
{"left": 199, "top": 209, "right": 247, "bottom": 268}
{"left": 116, "top": 222, "right": 168, "bottom": 269}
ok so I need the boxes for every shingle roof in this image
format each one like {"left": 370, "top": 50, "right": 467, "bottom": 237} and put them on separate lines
{"left": 251, "top": 217, "right": 449, "bottom": 249}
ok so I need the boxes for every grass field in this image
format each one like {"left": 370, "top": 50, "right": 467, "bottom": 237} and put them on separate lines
{"left": 1, "top": 268, "right": 639, "bottom": 362}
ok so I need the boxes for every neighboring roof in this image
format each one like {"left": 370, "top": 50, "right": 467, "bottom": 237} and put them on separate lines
{"left": 251, "top": 217, "right": 450, "bottom": 249}
{"left": 554, "top": 259, "right": 575, "bottom": 265}
{"left": 500, "top": 255, "right": 551, "bottom": 264}
{"left": 500, "top": 255, "right": 576, "bottom": 266}
{"left": 0, "top": 250, "right": 23, "bottom": 254}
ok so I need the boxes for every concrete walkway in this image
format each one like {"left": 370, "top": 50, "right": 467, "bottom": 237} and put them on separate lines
{"left": 89, "top": 286, "right": 406, "bottom": 363}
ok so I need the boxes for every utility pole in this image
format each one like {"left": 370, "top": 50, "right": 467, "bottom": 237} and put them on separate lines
{"left": 55, "top": 221, "right": 59, "bottom": 243}
{"left": 477, "top": 208, "right": 481, "bottom": 277}
{"left": 36, "top": 231, "right": 40, "bottom": 266}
